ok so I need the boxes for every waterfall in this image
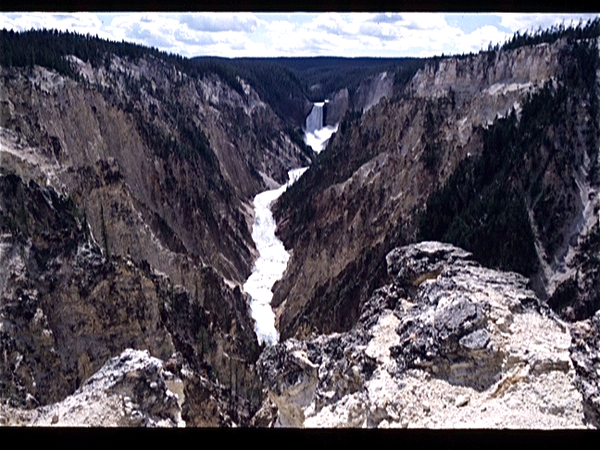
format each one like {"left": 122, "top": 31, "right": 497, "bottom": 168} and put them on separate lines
{"left": 305, "top": 102, "right": 325, "bottom": 134}
{"left": 304, "top": 101, "right": 339, "bottom": 153}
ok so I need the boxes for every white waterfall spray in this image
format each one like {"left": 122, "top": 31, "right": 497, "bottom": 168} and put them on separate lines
{"left": 305, "top": 102, "right": 325, "bottom": 133}
{"left": 304, "top": 101, "right": 339, "bottom": 153}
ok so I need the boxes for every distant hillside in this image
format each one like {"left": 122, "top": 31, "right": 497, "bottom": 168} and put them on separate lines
{"left": 268, "top": 56, "right": 423, "bottom": 99}
{"left": 193, "top": 55, "right": 425, "bottom": 126}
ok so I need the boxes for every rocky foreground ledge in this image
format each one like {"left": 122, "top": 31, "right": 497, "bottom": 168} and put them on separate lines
{"left": 257, "top": 242, "right": 600, "bottom": 428}
{"left": 2, "top": 242, "right": 598, "bottom": 428}
{"left": 0, "top": 349, "right": 184, "bottom": 426}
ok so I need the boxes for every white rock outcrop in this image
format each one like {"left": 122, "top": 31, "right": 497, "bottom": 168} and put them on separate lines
{"left": 257, "top": 242, "right": 594, "bottom": 428}
{"left": 0, "top": 349, "right": 184, "bottom": 427}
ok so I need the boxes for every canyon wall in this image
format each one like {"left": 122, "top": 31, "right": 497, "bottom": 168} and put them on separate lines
{"left": 273, "top": 36, "right": 599, "bottom": 341}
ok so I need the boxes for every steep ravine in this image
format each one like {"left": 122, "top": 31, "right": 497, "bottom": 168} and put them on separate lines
{"left": 254, "top": 33, "right": 600, "bottom": 428}
{"left": 0, "top": 54, "right": 312, "bottom": 293}
{"left": 0, "top": 39, "right": 309, "bottom": 426}
{"left": 2, "top": 28, "right": 600, "bottom": 428}
{"left": 243, "top": 102, "right": 336, "bottom": 346}
{"left": 272, "top": 35, "right": 600, "bottom": 342}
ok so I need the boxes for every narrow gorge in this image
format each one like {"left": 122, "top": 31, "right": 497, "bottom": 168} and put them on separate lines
{"left": 243, "top": 101, "right": 339, "bottom": 345}
{"left": 1, "top": 23, "right": 600, "bottom": 429}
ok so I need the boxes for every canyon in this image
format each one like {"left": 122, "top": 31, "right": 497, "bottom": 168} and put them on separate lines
{"left": 0, "top": 25, "right": 599, "bottom": 428}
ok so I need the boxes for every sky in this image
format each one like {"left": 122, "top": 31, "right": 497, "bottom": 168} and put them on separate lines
{"left": 1, "top": 12, "right": 599, "bottom": 59}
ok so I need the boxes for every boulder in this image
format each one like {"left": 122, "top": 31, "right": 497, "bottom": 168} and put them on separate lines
{"left": 1, "top": 349, "right": 184, "bottom": 427}
{"left": 570, "top": 311, "right": 600, "bottom": 427}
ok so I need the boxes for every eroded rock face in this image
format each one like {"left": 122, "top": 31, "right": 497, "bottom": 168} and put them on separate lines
{"left": 324, "top": 88, "right": 350, "bottom": 127}
{"left": 0, "top": 173, "right": 173, "bottom": 407}
{"left": 570, "top": 311, "right": 600, "bottom": 428}
{"left": 0, "top": 172, "right": 261, "bottom": 426}
{"left": 273, "top": 36, "right": 599, "bottom": 341}
{"left": 257, "top": 242, "right": 591, "bottom": 428}
{"left": 386, "top": 242, "right": 473, "bottom": 288}
{"left": 0, "top": 349, "right": 184, "bottom": 427}
{"left": 0, "top": 53, "right": 311, "bottom": 291}
{"left": 323, "top": 71, "right": 395, "bottom": 129}
{"left": 0, "top": 52, "right": 308, "bottom": 426}
{"left": 272, "top": 44, "right": 549, "bottom": 341}
{"left": 407, "top": 40, "right": 566, "bottom": 102}
{"left": 352, "top": 71, "right": 395, "bottom": 113}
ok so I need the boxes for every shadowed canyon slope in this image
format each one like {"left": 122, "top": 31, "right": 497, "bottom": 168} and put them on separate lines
{"left": 0, "top": 51, "right": 312, "bottom": 289}
{"left": 0, "top": 31, "right": 311, "bottom": 424}
{"left": 273, "top": 34, "right": 600, "bottom": 341}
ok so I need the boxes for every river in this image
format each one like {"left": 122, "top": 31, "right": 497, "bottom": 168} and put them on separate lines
{"left": 243, "top": 102, "right": 337, "bottom": 345}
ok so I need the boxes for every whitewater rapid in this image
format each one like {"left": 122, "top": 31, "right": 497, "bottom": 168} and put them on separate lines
{"left": 244, "top": 102, "right": 337, "bottom": 345}
{"left": 244, "top": 168, "right": 307, "bottom": 345}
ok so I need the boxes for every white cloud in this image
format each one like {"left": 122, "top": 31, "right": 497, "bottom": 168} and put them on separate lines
{"left": 397, "top": 13, "right": 450, "bottom": 31}
{"left": 358, "top": 22, "right": 399, "bottom": 41}
{"left": 357, "top": 13, "right": 467, "bottom": 57}
{"left": 454, "top": 25, "right": 510, "bottom": 54}
{"left": 367, "top": 12, "right": 447, "bottom": 30}
{"left": 106, "top": 13, "right": 184, "bottom": 54}
{"left": 497, "top": 13, "right": 599, "bottom": 33}
{"left": 0, "top": 12, "right": 109, "bottom": 38}
{"left": 368, "top": 13, "right": 405, "bottom": 25}
{"left": 2, "top": 12, "right": 597, "bottom": 59}
{"left": 0, "top": 14, "right": 20, "bottom": 30}
{"left": 100, "top": 13, "right": 265, "bottom": 57}
{"left": 180, "top": 13, "right": 261, "bottom": 33}
{"left": 266, "top": 19, "right": 296, "bottom": 35}
{"left": 261, "top": 13, "right": 458, "bottom": 57}
{"left": 305, "top": 13, "right": 361, "bottom": 36}
{"left": 173, "top": 28, "right": 217, "bottom": 47}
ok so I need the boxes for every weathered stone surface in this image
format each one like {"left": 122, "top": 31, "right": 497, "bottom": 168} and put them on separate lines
{"left": 257, "top": 242, "right": 591, "bottom": 428}
{"left": 182, "top": 372, "right": 246, "bottom": 427}
{"left": 570, "top": 311, "right": 600, "bottom": 427}
{"left": 324, "top": 88, "right": 349, "bottom": 126}
{"left": 0, "top": 172, "right": 261, "bottom": 426}
{"left": 388, "top": 242, "right": 537, "bottom": 392}
{"left": 0, "top": 349, "right": 184, "bottom": 427}
{"left": 386, "top": 241, "right": 473, "bottom": 288}
{"left": 460, "top": 329, "right": 491, "bottom": 351}
{"left": 324, "top": 71, "right": 394, "bottom": 128}
{"left": 257, "top": 341, "right": 320, "bottom": 427}
{"left": 351, "top": 71, "right": 394, "bottom": 113}
{"left": 249, "top": 394, "right": 278, "bottom": 427}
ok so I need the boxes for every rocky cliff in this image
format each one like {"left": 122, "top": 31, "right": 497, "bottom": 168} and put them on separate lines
{"left": 0, "top": 172, "right": 261, "bottom": 425}
{"left": 0, "top": 33, "right": 311, "bottom": 426}
{"left": 257, "top": 242, "right": 599, "bottom": 428}
{"left": 273, "top": 35, "right": 600, "bottom": 341}
{"left": 1, "top": 349, "right": 184, "bottom": 426}
{"left": 323, "top": 70, "right": 395, "bottom": 127}
{"left": 0, "top": 52, "right": 311, "bottom": 290}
